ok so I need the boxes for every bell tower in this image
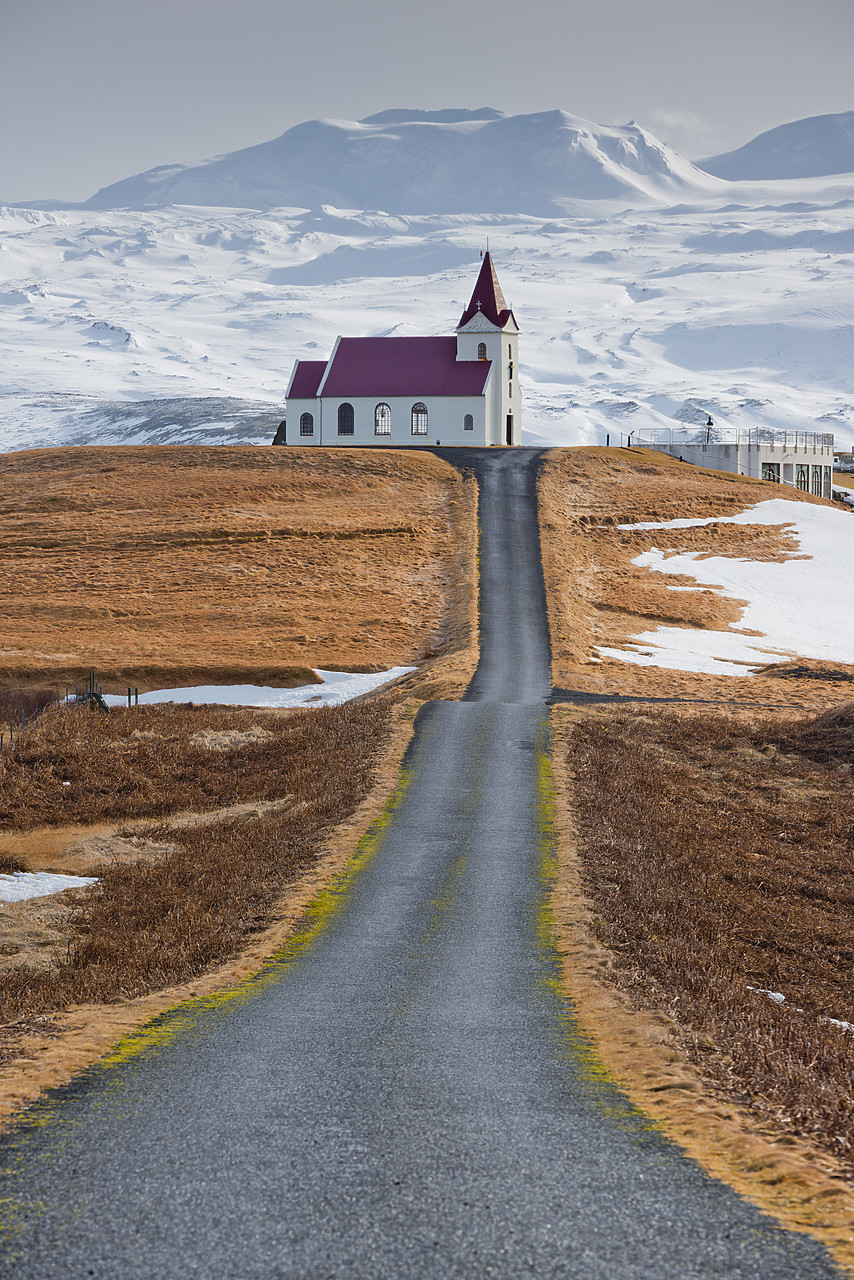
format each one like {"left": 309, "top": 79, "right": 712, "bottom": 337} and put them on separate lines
{"left": 456, "top": 253, "right": 520, "bottom": 445}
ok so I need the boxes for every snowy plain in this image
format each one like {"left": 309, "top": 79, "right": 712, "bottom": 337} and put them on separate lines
{"left": 100, "top": 667, "right": 416, "bottom": 709}
{"left": 600, "top": 499, "right": 854, "bottom": 675}
{"left": 1, "top": 109, "right": 853, "bottom": 453}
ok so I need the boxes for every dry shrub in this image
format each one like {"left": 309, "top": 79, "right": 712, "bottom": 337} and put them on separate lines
{"left": 0, "top": 699, "right": 390, "bottom": 1026}
{"left": 568, "top": 706, "right": 854, "bottom": 1160}
{"left": 0, "top": 701, "right": 385, "bottom": 829}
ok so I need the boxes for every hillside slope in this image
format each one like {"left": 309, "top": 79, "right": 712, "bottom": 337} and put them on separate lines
{"left": 538, "top": 448, "right": 851, "bottom": 708}
{"left": 0, "top": 446, "right": 475, "bottom": 694}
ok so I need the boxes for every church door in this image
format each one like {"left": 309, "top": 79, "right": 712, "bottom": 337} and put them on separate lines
{"left": 506, "top": 414, "right": 513, "bottom": 446}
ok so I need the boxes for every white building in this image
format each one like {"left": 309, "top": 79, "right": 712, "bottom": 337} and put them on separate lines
{"left": 634, "top": 426, "right": 834, "bottom": 498}
{"left": 283, "top": 254, "right": 521, "bottom": 447}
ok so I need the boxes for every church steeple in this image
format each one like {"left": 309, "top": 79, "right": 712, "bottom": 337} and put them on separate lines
{"left": 457, "top": 252, "right": 515, "bottom": 330}
{"left": 454, "top": 252, "right": 521, "bottom": 445}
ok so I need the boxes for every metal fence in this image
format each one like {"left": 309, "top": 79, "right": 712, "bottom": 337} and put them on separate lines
{"left": 0, "top": 674, "right": 139, "bottom": 763}
{"left": 631, "top": 427, "right": 834, "bottom": 451}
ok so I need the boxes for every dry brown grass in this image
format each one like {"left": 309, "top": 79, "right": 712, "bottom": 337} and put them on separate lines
{"left": 538, "top": 448, "right": 850, "bottom": 708}
{"left": 0, "top": 700, "right": 371, "bottom": 830}
{"left": 0, "top": 445, "right": 470, "bottom": 692}
{"left": 564, "top": 702, "right": 854, "bottom": 1163}
{"left": 0, "top": 698, "right": 391, "bottom": 1032}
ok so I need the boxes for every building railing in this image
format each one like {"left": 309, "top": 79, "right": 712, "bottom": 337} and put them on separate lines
{"left": 632, "top": 427, "right": 834, "bottom": 452}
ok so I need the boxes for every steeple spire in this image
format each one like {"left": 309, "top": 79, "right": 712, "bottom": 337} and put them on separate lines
{"left": 457, "top": 252, "right": 514, "bottom": 329}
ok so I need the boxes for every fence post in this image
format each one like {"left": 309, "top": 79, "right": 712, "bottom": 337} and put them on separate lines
{"left": 135, "top": 688, "right": 139, "bottom": 706}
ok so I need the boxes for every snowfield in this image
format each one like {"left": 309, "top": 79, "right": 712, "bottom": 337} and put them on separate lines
{"left": 0, "top": 108, "right": 853, "bottom": 453}
{"left": 600, "top": 499, "right": 854, "bottom": 675}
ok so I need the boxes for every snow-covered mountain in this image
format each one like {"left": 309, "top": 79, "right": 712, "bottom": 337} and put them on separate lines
{"left": 81, "top": 109, "right": 720, "bottom": 214}
{"left": 698, "top": 111, "right": 854, "bottom": 180}
{"left": 2, "top": 179, "right": 854, "bottom": 454}
{"left": 2, "top": 107, "right": 854, "bottom": 455}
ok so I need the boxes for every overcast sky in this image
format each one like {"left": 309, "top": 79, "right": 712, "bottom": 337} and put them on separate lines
{"left": 1, "top": 0, "right": 852, "bottom": 203}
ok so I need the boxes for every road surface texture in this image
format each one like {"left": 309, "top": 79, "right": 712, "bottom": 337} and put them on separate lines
{"left": 0, "top": 449, "right": 841, "bottom": 1278}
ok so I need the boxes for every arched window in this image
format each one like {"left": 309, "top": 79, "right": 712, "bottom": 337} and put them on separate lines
{"left": 338, "top": 402, "right": 354, "bottom": 435}
{"left": 464, "top": 414, "right": 474, "bottom": 431}
{"left": 477, "top": 342, "right": 488, "bottom": 361}
{"left": 796, "top": 464, "right": 809, "bottom": 491}
{"left": 299, "top": 412, "right": 314, "bottom": 436}
{"left": 411, "top": 402, "right": 428, "bottom": 436}
{"left": 374, "top": 403, "right": 391, "bottom": 436}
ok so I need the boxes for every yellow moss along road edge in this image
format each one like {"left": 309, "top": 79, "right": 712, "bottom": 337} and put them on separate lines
{"left": 547, "top": 707, "right": 854, "bottom": 1277}
{"left": 0, "top": 701, "right": 420, "bottom": 1133}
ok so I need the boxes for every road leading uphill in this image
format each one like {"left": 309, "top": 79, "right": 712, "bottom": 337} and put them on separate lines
{"left": 0, "top": 449, "right": 841, "bottom": 1278}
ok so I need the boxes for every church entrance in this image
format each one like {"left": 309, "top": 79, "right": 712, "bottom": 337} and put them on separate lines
{"left": 506, "top": 413, "right": 513, "bottom": 446}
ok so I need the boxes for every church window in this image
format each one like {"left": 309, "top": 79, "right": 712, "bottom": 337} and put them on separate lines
{"left": 411, "top": 402, "right": 428, "bottom": 435}
{"left": 299, "top": 412, "right": 314, "bottom": 436}
{"left": 338, "top": 403, "right": 354, "bottom": 435}
{"left": 464, "top": 414, "right": 474, "bottom": 431}
{"left": 477, "top": 343, "right": 487, "bottom": 361}
{"left": 374, "top": 403, "right": 391, "bottom": 435}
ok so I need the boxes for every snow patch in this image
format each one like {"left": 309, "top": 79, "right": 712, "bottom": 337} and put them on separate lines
{"left": 101, "top": 667, "right": 415, "bottom": 710}
{"left": 0, "top": 871, "right": 97, "bottom": 903}
{"left": 601, "top": 499, "right": 854, "bottom": 675}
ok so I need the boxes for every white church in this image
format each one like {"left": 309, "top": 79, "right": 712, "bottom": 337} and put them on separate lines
{"left": 284, "top": 254, "right": 521, "bottom": 447}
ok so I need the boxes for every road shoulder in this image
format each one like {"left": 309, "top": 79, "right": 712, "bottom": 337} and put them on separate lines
{"left": 548, "top": 708, "right": 854, "bottom": 1277}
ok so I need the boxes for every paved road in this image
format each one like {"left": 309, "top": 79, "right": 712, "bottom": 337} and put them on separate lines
{"left": 0, "top": 449, "right": 840, "bottom": 1278}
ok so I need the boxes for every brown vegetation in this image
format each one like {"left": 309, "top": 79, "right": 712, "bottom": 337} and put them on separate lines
{"left": 0, "top": 445, "right": 470, "bottom": 693}
{"left": 0, "top": 700, "right": 369, "bottom": 830}
{"left": 0, "top": 698, "right": 391, "bottom": 1033}
{"left": 537, "top": 448, "right": 850, "bottom": 708}
{"left": 561, "top": 702, "right": 854, "bottom": 1164}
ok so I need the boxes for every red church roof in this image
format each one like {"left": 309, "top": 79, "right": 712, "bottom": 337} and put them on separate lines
{"left": 457, "top": 252, "right": 515, "bottom": 329}
{"left": 318, "top": 337, "right": 491, "bottom": 398}
{"left": 288, "top": 360, "right": 327, "bottom": 398}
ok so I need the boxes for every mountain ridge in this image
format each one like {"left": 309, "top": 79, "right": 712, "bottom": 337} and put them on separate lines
{"left": 76, "top": 108, "right": 719, "bottom": 214}
{"left": 698, "top": 110, "right": 854, "bottom": 181}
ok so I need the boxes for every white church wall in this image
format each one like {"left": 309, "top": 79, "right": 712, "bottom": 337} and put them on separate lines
{"left": 286, "top": 398, "right": 321, "bottom": 445}
{"left": 286, "top": 395, "right": 490, "bottom": 447}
